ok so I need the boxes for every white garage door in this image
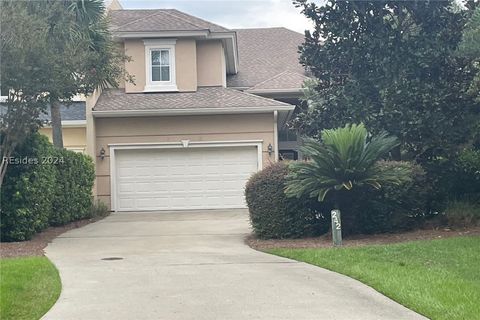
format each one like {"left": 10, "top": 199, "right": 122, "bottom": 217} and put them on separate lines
{"left": 113, "top": 146, "right": 259, "bottom": 211}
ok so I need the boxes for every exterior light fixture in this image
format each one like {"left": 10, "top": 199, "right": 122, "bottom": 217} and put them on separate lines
{"left": 99, "top": 147, "right": 106, "bottom": 160}
{"left": 268, "top": 143, "right": 274, "bottom": 156}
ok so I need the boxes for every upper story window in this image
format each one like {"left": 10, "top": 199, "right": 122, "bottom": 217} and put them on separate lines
{"left": 151, "top": 49, "right": 170, "bottom": 82}
{"left": 144, "top": 39, "right": 177, "bottom": 92}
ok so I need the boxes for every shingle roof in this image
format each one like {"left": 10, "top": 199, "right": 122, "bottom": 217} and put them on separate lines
{"left": 93, "top": 87, "right": 290, "bottom": 112}
{"left": 0, "top": 102, "right": 86, "bottom": 121}
{"left": 227, "top": 27, "right": 306, "bottom": 89}
{"left": 42, "top": 102, "right": 86, "bottom": 121}
{"left": 109, "top": 9, "right": 230, "bottom": 33}
{"left": 247, "top": 70, "right": 309, "bottom": 92}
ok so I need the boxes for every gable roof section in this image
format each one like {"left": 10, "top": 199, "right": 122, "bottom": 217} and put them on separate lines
{"left": 110, "top": 9, "right": 230, "bottom": 33}
{"left": 227, "top": 27, "right": 306, "bottom": 89}
{"left": 246, "top": 70, "right": 310, "bottom": 93}
{"left": 92, "top": 87, "right": 293, "bottom": 116}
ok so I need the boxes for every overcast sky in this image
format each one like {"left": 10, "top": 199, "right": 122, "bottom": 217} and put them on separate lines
{"left": 116, "top": 0, "right": 317, "bottom": 33}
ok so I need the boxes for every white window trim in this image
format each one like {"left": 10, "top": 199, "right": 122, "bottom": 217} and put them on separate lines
{"left": 143, "top": 39, "right": 178, "bottom": 92}
{"left": 108, "top": 140, "right": 263, "bottom": 212}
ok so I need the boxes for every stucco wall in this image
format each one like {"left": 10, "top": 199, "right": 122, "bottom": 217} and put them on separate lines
{"left": 124, "top": 39, "right": 145, "bottom": 93}
{"left": 124, "top": 39, "right": 197, "bottom": 93}
{"left": 197, "top": 40, "right": 225, "bottom": 87}
{"left": 39, "top": 127, "right": 87, "bottom": 152}
{"left": 176, "top": 39, "right": 197, "bottom": 91}
{"left": 94, "top": 113, "right": 276, "bottom": 208}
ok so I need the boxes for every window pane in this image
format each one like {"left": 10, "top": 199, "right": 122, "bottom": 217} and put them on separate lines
{"left": 151, "top": 51, "right": 160, "bottom": 65}
{"left": 152, "top": 66, "right": 161, "bottom": 81}
{"left": 161, "top": 66, "right": 170, "bottom": 81}
{"left": 161, "top": 50, "right": 169, "bottom": 65}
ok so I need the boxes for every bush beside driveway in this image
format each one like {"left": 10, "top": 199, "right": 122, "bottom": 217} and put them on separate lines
{"left": 1, "top": 133, "right": 96, "bottom": 242}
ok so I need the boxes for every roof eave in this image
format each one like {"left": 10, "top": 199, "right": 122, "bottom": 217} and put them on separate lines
{"left": 112, "top": 30, "right": 210, "bottom": 39}
{"left": 92, "top": 105, "right": 294, "bottom": 118}
{"left": 245, "top": 88, "right": 303, "bottom": 98}
{"left": 209, "top": 33, "right": 239, "bottom": 74}
{"left": 43, "top": 120, "right": 87, "bottom": 128}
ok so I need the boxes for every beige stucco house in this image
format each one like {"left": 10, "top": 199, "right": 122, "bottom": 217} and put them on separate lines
{"left": 45, "top": 2, "right": 308, "bottom": 211}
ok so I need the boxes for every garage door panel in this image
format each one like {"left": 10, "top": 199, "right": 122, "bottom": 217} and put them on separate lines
{"left": 114, "top": 146, "right": 258, "bottom": 211}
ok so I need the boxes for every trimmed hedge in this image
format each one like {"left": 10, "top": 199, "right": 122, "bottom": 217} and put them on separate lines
{"left": 1, "top": 133, "right": 95, "bottom": 241}
{"left": 50, "top": 148, "right": 95, "bottom": 226}
{"left": 1, "top": 135, "right": 56, "bottom": 241}
{"left": 245, "top": 162, "right": 328, "bottom": 239}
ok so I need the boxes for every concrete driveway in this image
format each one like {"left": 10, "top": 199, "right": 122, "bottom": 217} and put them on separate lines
{"left": 43, "top": 209, "right": 426, "bottom": 320}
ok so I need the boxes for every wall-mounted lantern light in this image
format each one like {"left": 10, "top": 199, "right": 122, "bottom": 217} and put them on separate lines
{"left": 99, "top": 147, "right": 106, "bottom": 160}
{"left": 268, "top": 143, "right": 274, "bottom": 156}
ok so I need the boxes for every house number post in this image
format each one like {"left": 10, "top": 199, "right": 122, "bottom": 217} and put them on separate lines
{"left": 331, "top": 209, "right": 342, "bottom": 246}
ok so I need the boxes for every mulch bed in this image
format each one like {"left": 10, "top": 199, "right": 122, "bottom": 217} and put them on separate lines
{"left": 246, "top": 226, "right": 480, "bottom": 251}
{"left": 0, "top": 216, "right": 106, "bottom": 259}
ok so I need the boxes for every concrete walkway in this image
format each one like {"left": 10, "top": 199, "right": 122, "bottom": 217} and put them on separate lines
{"left": 43, "top": 210, "right": 426, "bottom": 320}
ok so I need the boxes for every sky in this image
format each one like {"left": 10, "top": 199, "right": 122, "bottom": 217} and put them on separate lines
{"left": 116, "top": 0, "right": 317, "bottom": 33}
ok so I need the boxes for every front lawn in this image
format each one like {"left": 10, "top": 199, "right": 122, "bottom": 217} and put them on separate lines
{"left": 268, "top": 236, "right": 480, "bottom": 320}
{"left": 0, "top": 257, "right": 61, "bottom": 320}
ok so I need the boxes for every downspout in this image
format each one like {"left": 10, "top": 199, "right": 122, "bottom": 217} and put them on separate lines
{"left": 86, "top": 88, "right": 102, "bottom": 203}
{"left": 274, "top": 110, "right": 279, "bottom": 161}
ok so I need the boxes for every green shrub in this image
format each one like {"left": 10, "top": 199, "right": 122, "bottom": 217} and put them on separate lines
{"left": 432, "top": 148, "right": 480, "bottom": 207}
{"left": 245, "top": 162, "right": 328, "bottom": 239}
{"left": 453, "top": 148, "right": 480, "bottom": 198}
{"left": 444, "top": 200, "right": 480, "bottom": 228}
{"left": 340, "top": 161, "right": 430, "bottom": 234}
{"left": 1, "top": 134, "right": 56, "bottom": 241}
{"left": 88, "top": 200, "right": 110, "bottom": 219}
{"left": 49, "top": 149, "right": 95, "bottom": 226}
{"left": 1, "top": 133, "right": 96, "bottom": 242}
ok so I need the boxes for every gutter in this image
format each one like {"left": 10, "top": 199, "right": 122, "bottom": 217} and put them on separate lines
{"left": 246, "top": 88, "right": 303, "bottom": 95}
{"left": 92, "top": 105, "right": 295, "bottom": 118}
{"left": 43, "top": 120, "right": 86, "bottom": 128}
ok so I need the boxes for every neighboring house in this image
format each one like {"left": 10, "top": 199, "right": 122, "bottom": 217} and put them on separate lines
{"left": 0, "top": 98, "right": 87, "bottom": 153}
{"left": 39, "top": 102, "right": 87, "bottom": 153}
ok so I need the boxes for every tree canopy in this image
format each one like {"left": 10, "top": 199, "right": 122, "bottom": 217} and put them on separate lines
{"left": 0, "top": 0, "right": 130, "bottom": 184}
{"left": 292, "top": 0, "right": 480, "bottom": 163}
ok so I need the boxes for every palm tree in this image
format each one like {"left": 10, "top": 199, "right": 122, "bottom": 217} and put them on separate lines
{"left": 49, "top": 0, "right": 107, "bottom": 148}
{"left": 285, "top": 124, "right": 411, "bottom": 244}
{"left": 40, "top": 0, "right": 124, "bottom": 148}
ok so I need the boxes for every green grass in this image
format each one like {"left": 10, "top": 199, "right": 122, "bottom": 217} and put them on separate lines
{"left": 268, "top": 236, "right": 480, "bottom": 320}
{"left": 0, "top": 257, "right": 61, "bottom": 320}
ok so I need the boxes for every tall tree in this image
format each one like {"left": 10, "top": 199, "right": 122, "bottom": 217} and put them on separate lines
{"left": 458, "top": 6, "right": 480, "bottom": 101}
{"left": 291, "top": 0, "right": 480, "bottom": 164}
{"left": 0, "top": 1, "right": 51, "bottom": 185}
{"left": 30, "top": 0, "right": 129, "bottom": 148}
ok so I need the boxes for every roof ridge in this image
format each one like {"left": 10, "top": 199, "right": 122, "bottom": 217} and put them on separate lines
{"left": 248, "top": 71, "right": 291, "bottom": 90}
{"left": 235, "top": 27, "right": 285, "bottom": 30}
{"left": 224, "top": 87, "right": 290, "bottom": 106}
{"left": 168, "top": 9, "right": 229, "bottom": 32}
{"left": 248, "top": 70, "right": 307, "bottom": 90}
{"left": 111, "top": 10, "right": 166, "bottom": 30}
{"left": 234, "top": 26, "right": 304, "bottom": 35}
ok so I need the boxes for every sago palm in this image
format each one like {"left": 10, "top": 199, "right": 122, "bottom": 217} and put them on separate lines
{"left": 285, "top": 123, "right": 411, "bottom": 207}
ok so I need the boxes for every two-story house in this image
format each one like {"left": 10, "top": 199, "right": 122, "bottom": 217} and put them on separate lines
{"left": 45, "top": 1, "right": 309, "bottom": 212}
